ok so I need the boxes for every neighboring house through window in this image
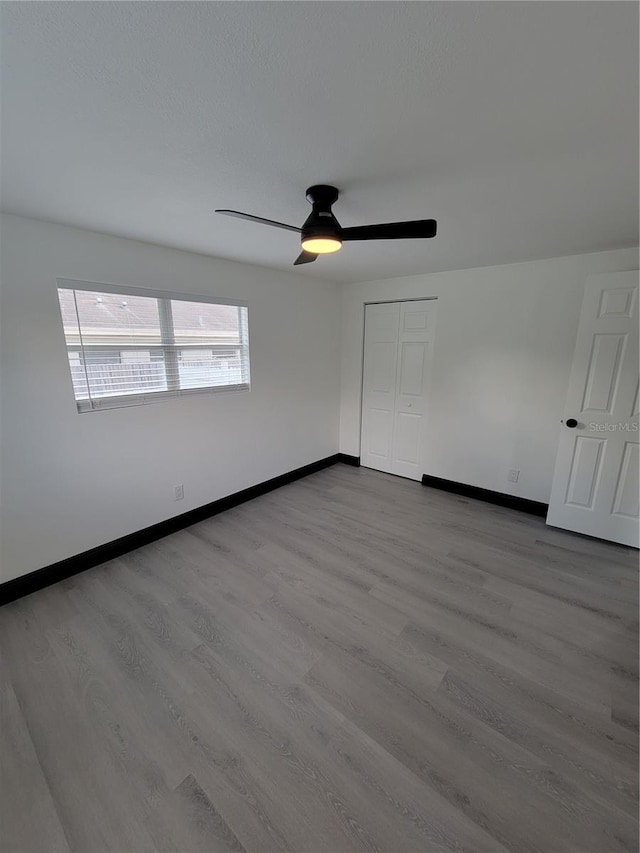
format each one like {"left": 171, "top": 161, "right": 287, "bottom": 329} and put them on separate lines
{"left": 57, "top": 280, "right": 250, "bottom": 412}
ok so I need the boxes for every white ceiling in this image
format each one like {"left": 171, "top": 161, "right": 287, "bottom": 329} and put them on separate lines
{"left": 1, "top": 1, "right": 638, "bottom": 283}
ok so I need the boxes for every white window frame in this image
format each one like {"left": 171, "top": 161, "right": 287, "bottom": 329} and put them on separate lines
{"left": 57, "top": 279, "right": 250, "bottom": 413}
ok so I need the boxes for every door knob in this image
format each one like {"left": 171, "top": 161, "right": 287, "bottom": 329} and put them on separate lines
{"left": 564, "top": 418, "right": 578, "bottom": 428}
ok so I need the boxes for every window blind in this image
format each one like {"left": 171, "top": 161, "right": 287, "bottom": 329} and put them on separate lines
{"left": 57, "top": 283, "right": 250, "bottom": 412}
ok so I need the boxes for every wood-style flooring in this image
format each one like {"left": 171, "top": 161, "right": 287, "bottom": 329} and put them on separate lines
{"left": 1, "top": 464, "right": 638, "bottom": 853}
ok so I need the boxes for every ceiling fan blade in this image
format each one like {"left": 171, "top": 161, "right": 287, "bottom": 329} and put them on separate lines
{"left": 215, "top": 210, "right": 301, "bottom": 233}
{"left": 293, "top": 250, "right": 318, "bottom": 266}
{"left": 341, "top": 219, "right": 437, "bottom": 241}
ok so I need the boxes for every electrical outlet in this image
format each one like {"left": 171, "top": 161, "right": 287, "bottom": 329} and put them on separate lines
{"left": 174, "top": 484, "right": 184, "bottom": 501}
{"left": 507, "top": 469, "right": 520, "bottom": 483}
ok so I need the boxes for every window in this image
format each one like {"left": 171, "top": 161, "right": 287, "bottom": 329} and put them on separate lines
{"left": 56, "top": 280, "right": 250, "bottom": 412}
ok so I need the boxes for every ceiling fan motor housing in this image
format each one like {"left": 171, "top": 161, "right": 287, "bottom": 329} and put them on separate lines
{"left": 302, "top": 185, "right": 342, "bottom": 240}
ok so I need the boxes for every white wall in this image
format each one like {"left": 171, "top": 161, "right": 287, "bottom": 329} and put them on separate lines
{"left": 0, "top": 214, "right": 341, "bottom": 582}
{"left": 341, "top": 248, "right": 638, "bottom": 504}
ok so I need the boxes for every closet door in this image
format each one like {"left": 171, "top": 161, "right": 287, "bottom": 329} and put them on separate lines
{"left": 392, "top": 301, "right": 435, "bottom": 479}
{"left": 361, "top": 300, "right": 436, "bottom": 480}
{"left": 360, "top": 302, "right": 400, "bottom": 473}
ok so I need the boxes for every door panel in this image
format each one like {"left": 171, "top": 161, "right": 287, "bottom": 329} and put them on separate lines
{"left": 547, "top": 271, "right": 639, "bottom": 546}
{"left": 631, "top": 382, "right": 639, "bottom": 418}
{"left": 564, "top": 437, "right": 604, "bottom": 508}
{"left": 392, "top": 302, "right": 435, "bottom": 479}
{"left": 399, "top": 342, "right": 427, "bottom": 396}
{"left": 368, "top": 342, "right": 397, "bottom": 392}
{"left": 611, "top": 443, "right": 639, "bottom": 519}
{"left": 360, "top": 303, "right": 400, "bottom": 473}
{"left": 581, "top": 334, "right": 626, "bottom": 413}
{"left": 361, "top": 300, "right": 436, "bottom": 480}
{"left": 367, "top": 409, "right": 393, "bottom": 460}
{"left": 599, "top": 286, "right": 636, "bottom": 317}
{"left": 402, "top": 308, "right": 429, "bottom": 331}
{"left": 395, "top": 412, "right": 421, "bottom": 464}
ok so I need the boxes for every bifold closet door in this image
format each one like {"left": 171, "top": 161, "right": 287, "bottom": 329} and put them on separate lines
{"left": 360, "top": 300, "right": 436, "bottom": 480}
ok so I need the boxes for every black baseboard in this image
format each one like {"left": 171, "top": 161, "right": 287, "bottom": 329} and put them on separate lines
{"left": 337, "top": 453, "right": 360, "bottom": 467}
{"left": 421, "top": 474, "right": 548, "bottom": 517}
{"left": 0, "top": 454, "right": 341, "bottom": 607}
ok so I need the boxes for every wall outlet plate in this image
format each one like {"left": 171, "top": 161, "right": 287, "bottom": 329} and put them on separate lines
{"left": 174, "top": 484, "right": 184, "bottom": 500}
{"left": 507, "top": 469, "right": 520, "bottom": 483}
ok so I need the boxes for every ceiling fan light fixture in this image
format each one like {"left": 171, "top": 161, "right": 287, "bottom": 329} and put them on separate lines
{"left": 215, "top": 183, "right": 437, "bottom": 266}
{"left": 300, "top": 235, "right": 342, "bottom": 254}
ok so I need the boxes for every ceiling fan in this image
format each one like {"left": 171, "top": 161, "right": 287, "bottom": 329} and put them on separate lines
{"left": 215, "top": 185, "right": 437, "bottom": 266}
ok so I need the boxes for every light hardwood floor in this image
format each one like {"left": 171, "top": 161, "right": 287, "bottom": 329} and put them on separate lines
{"left": 1, "top": 465, "right": 638, "bottom": 853}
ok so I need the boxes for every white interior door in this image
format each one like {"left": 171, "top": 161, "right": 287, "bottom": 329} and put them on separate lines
{"left": 361, "top": 300, "right": 436, "bottom": 480}
{"left": 547, "top": 271, "right": 639, "bottom": 546}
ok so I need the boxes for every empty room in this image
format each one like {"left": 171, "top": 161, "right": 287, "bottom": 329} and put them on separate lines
{"left": 0, "top": 2, "right": 638, "bottom": 852}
